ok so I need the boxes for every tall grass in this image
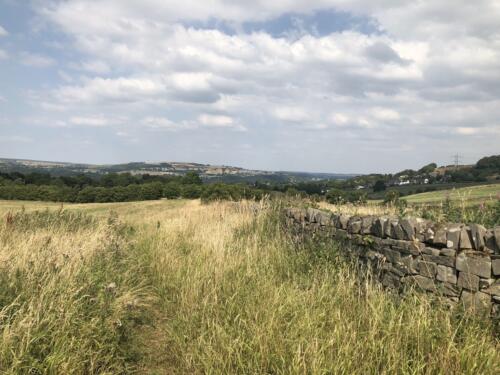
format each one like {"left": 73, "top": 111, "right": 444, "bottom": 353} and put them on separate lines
{"left": 417, "top": 196, "right": 500, "bottom": 227}
{"left": 135, "top": 200, "right": 500, "bottom": 374}
{"left": 0, "top": 201, "right": 499, "bottom": 374}
{"left": 0, "top": 210, "right": 153, "bottom": 374}
{"left": 319, "top": 195, "right": 499, "bottom": 226}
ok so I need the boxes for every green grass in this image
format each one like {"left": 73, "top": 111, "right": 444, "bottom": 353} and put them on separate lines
{"left": 403, "top": 183, "right": 500, "bottom": 204}
{"left": 0, "top": 199, "right": 499, "bottom": 374}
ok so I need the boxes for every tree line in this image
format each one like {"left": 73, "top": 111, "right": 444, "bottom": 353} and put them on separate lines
{"left": 0, "top": 171, "right": 266, "bottom": 203}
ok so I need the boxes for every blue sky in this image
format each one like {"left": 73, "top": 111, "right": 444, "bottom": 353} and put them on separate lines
{"left": 1, "top": 0, "right": 499, "bottom": 173}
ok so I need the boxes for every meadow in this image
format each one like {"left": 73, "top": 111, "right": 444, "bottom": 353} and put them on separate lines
{"left": 0, "top": 199, "right": 499, "bottom": 374}
{"left": 403, "top": 183, "right": 500, "bottom": 205}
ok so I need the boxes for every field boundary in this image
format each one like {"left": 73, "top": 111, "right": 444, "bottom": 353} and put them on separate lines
{"left": 285, "top": 207, "right": 500, "bottom": 315}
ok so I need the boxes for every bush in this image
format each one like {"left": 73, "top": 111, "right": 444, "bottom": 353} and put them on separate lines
{"left": 326, "top": 189, "right": 367, "bottom": 205}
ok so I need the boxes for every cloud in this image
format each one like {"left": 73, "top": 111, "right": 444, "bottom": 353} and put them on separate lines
{"left": 198, "top": 114, "right": 233, "bottom": 127}
{"left": 69, "top": 116, "right": 115, "bottom": 127}
{"left": 55, "top": 77, "right": 165, "bottom": 104}
{"left": 370, "top": 107, "right": 401, "bottom": 121}
{"left": 168, "top": 72, "right": 221, "bottom": 103}
{"left": 20, "top": 52, "right": 56, "bottom": 67}
{"left": 80, "top": 60, "right": 110, "bottom": 74}
{"left": 143, "top": 117, "right": 184, "bottom": 131}
{"left": 40, "top": 0, "right": 500, "bottom": 44}
{"left": 456, "top": 127, "right": 478, "bottom": 135}
{"left": 41, "top": 1, "right": 337, "bottom": 28}
{"left": 2, "top": 0, "right": 495, "bottom": 172}
{"left": 273, "top": 107, "right": 310, "bottom": 123}
{"left": 365, "top": 42, "right": 410, "bottom": 65}
{"left": 198, "top": 114, "right": 246, "bottom": 130}
{"left": 0, "top": 25, "right": 7, "bottom": 36}
{"left": 143, "top": 114, "right": 246, "bottom": 132}
{"left": 0, "top": 49, "right": 8, "bottom": 60}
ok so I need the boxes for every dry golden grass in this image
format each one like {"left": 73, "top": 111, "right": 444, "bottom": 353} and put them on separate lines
{"left": 132, "top": 200, "right": 499, "bottom": 374}
{"left": 317, "top": 200, "right": 399, "bottom": 216}
{"left": 0, "top": 207, "right": 156, "bottom": 373}
{"left": 0, "top": 199, "right": 499, "bottom": 374}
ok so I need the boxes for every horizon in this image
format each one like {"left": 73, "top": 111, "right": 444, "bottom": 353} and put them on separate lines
{"left": 1, "top": 1, "right": 500, "bottom": 173}
{"left": 0, "top": 154, "right": 490, "bottom": 176}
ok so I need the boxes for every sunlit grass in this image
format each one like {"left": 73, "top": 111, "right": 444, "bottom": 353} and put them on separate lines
{"left": 0, "top": 209, "right": 155, "bottom": 373}
{"left": 0, "top": 199, "right": 499, "bottom": 374}
{"left": 132, "top": 200, "right": 500, "bottom": 374}
{"left": 403, "top": 183, "right": 500, "bottom": 204}
{"left": 318, "top": 200, "right": 398, "bottom": 216}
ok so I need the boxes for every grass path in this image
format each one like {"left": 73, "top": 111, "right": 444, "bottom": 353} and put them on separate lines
{"left": 131, "top": 200, "right": 500, "bottom": 373}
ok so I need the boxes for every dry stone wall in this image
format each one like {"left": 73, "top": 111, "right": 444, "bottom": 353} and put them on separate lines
{"left": 285, "top": 207, "right": 500, "bottom": 315}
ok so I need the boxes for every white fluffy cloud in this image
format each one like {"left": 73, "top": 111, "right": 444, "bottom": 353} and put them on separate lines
{"left": 0, "top": 25, "right": 7, "bottom": 36}
{"left": 198, "top": 114, "right": 241, "bottom": 129}
{"left": 69, "top": 116, "right": 117, "bottom": 127}
{"left": 142, "top": 114, "right": 246, "bottom": 132}
{"left": 55, "top": 77, "right": 165, "bottom": 103}
{"left": 8, "top": 0, "right": 500, "bottom": 171}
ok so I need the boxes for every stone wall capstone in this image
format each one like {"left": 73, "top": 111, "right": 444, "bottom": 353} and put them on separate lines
{"left": 284, "top": 207, "right": 500, "bottom": 315}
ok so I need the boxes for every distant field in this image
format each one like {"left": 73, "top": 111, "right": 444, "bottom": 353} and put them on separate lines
{"left": 403, "top": 183, "right": 500, "bottom": 204}
{"left": 0, "top": 199, "right": 187, "bottom": 223}
{"left": 367, "top": 181, "right": 493, "bottom": 200}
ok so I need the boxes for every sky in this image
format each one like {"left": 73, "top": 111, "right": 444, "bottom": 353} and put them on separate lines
{"left": 0, "top": 0, "right": 499, "bottom": 174}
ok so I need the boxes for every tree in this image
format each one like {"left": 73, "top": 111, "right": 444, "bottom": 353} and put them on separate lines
{"left": 163, "top": 182, "right": 181, "bottom": 199}
{"left": 141, "top": 182, "right": 163, "bottom": 200}
{"left": 326, "top": 189, "right": 345, "bottom": 204}
{"left": 476, "top": 155, "right": 500, "bottom": 170}
{"left": 182, "top": 184, "right": 202, "bottom": 199}
{"left": 373, "top": 180, "right": 386, "bottom": 192}
{"left": 418, "top": 163, "right": 437, "bottom": 174}
{"left": 182, "top": 172, "right": 202, "bottom": 185}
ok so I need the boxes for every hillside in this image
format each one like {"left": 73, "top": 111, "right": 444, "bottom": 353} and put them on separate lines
{"left": 0, "top": 158, "right": 354, "bottom": 183}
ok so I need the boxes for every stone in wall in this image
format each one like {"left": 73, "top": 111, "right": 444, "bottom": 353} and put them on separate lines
{"left": 347, "top": 216, "right": 362, "bottom": 234}
{"left": 493, "top": 259, "right": 500, "bottom": 276}
{"left": 470, "top": 223, "right": 486, "bottom": 251}
{"left": 436, "top": 265, "right": 457, "bottom": 284}
{"left": 461, "top": 291, "right": 491, "bottom": 313}
{"left": 418, "top": 261, "right": 437, "bottom": 279}
{"left": 421, "top": 253, "right": 455, "bottom": 267}
{"left": 457, "top": 272, "right": 480, "bottom": 291}
{"left": 446, "top": 225, "right": 461, "bottom": 249}
{"left": 432, "top": 226, "right": 448, "bottom": 247}
{"left": 494, "top": 226, "right": 500, "bottom": 251}
{"left": 456, "top": 253, "right": 491, "bottom": 278}
{"left": 459, "top": 227, "right": 473, "bottom": 249}
{"left": 407, "top": 275, "right": 437, "bottom": 293}
{"left": 400, "top": 218, "right": 417, "bottom": 240}
{"left": 372, "top": 217, "right": 387, "bottom": 238}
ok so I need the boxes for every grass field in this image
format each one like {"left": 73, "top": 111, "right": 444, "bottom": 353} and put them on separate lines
{"left": 403, "top": 183, "right": 500, "bottom": 204}
{"left": 0, "top": 199, "right": 499, "bottom": 374}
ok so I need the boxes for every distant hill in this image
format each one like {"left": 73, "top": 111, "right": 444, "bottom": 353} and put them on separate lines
{"left": 0, "top": 158, "right": 355, "bottom": 183}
